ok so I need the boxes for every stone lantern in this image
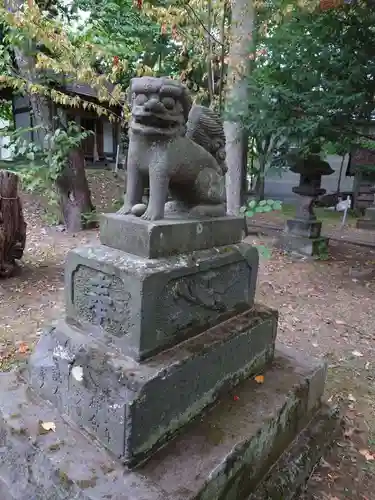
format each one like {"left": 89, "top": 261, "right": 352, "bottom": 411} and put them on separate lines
{"left": 352, "top": 146, "right": 375, "bottom": 230}
{"left": 279, "top": 151, "right": 334, "bottom": 257}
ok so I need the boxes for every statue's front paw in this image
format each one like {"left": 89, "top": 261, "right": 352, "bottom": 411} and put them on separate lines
{"left": 140, "top": 208, "right": 163, "bottom": 221}
{"left": 117, "top": 204, "right": 132, "bottom": 215}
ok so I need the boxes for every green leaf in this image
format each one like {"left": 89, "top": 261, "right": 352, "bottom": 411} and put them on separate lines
{"left": 259, "top": 200, "right": 267, "bottom": 206}
{"left": 263, "top": 205, "right": 273, "bottom": 212}
{"left": 239, "top": 206, "right": 247, "bottom": 214}
{"left": 248, "top": 200, "right": 257, "bottom": 209}
{"left": 266, "top": 199, "right": 275, "bottom": 205}
{"left": 255, "top": 206, "right": 265, "bottom": 213}
{"left": 246, "top": 210, "right": 255, "bottom": 218}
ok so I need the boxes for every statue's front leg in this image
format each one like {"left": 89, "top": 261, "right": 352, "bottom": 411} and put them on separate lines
{"left": 141, "top": 166, "right": 169, "bottom": 221}
{"left": 117, "top": 164, "right": 143, "bottom": 215}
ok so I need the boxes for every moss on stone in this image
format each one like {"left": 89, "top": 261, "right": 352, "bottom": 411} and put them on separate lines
{"left": 76, "top": 476, "right": 98, "bottom": 489}
{"left": 48, "top": 441, "right": 64, "bottom": 452}
{"left": 58, "top": 470, "right": 74, "bottom": 488}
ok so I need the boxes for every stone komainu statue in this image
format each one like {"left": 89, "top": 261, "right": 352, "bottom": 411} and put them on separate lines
{"left": 118, "top": 77, "right": 227, "bottom": 220}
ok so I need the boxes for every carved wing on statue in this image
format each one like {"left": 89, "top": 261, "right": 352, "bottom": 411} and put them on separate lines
{"left": 185, "top": 105, "right": 227, "bottom": 175}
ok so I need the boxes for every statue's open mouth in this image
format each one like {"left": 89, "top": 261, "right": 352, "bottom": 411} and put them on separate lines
{"left": 133, "top": 112, "right": 179, "bottom": 130}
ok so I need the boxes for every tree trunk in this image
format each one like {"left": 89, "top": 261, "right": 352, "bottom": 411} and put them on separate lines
{"left": 255, "top": 154, "right": 267, "bottom": 200}
{"left": 224, "top": 0, "right": 254, "bottom": 215}
{"left": 5, "top": 0, "right": 94, "bottom": 232}
{"left": 206, "top": 0, "right": 214, "bottom": 107}
{"left": 57, "top": 148, "right": 95, "bottom": 233}
{"left": 0, "top": 170, "right": 26, "bottom": 278}
{"left": 224, "top": 123, "right": 248, "bottom": 214}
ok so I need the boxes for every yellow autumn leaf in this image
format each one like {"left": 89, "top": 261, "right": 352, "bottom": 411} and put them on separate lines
{"left": 254, "top": 375, "right": 265, "bottom": 384}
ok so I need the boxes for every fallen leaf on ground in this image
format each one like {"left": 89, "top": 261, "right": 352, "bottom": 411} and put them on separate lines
{"left": 352, "top": 350, "right": 364, "bottom": 357}
{"left": 254, "top": 375, "right": 264, "bottom": 384}
{"left": 359, "top": 449, "right": 375, "bottom": 461}
{"left": 39, "top": 421, "right": 56, "bottom": 433}
{"left": 18, "top": 342, "right": 29, "bottom": 354}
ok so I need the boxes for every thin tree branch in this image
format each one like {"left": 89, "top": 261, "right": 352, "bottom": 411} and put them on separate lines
{"left": 184, "top": 2, "right": 223, "bottom": 47}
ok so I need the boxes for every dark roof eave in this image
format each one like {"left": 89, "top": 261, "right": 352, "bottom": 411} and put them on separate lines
{"left": 0, "top": 76, "right": 124, "bottom": 107}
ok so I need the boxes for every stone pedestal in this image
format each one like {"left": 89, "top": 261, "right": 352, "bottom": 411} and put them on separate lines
{"left": 0, "top": 213, "right": 339, "bottom": 499}
{"left": 356, "top": 206, "right": 375, "bottom": 230}
{"left": 279, "top": 217, "right": 329, "bottom": 257}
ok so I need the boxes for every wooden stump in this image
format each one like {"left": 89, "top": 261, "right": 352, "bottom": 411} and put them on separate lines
{"left": 0, "top": 170, "right": 27, "bottom": 278}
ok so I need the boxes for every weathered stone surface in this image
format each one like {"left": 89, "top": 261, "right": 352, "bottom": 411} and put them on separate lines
{"left": 365, "top": 206, "right": 375, "bottom": 220}
{"left": 0, "top": 371, "right": 169, "bottom": 500}
{"left": 28, "top": 305, "right": 277, "bottom": 466}
{"left": 248, "top": 405, "right": 341, "bottom": 500}
{"left": 100, "top": 213, "right": 245, "bottom": 258}
{"left": 356, "top": 218, "right": 375, "bottom": 230}
{"left": 65, "top": 243, "right": 259, "bottom": 360}
{"left": 277, "top": 234, "right": 329, "bottom": 258}
{"left": 285, "top": 218, "right": 322, "bottom": 239}
{"left": 137, "top": 344, "right": 331, "bottom": 500}
{"left": 0, "top": 346, "right": 338, "bottom": 499}
{"left": 356, "top": 207, "right": 375, "bottom": 229}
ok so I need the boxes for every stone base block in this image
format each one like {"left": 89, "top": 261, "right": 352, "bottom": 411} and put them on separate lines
{"left": 278, "top": 234, "right": 329, "bottom": 258}
{"left": 365, "top": 206, "right": 375, "bottom": 220}
{"left": 100, "top": 213, "right": 245, "bottom": 258}
{"left": 357, "top": 219, "right": 375, "bottom": 230}
{"left": 65, "top": 243, "right": 259, "bottom": 360}
{"left": 285, "top": 218, "right": 322, "bottom": 239}
{"left": 0, "top": 346, "right": 339, "bottom": 500}
{"left": 28, "top": 305, "right": 277, "bottom": 466}
{"left": 356, "top": 206, "right": 375, "bottom": 229}
{"left": 356, "top": 218, "right": 375, "bottom": 230}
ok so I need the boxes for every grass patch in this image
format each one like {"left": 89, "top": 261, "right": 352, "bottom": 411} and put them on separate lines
{"left": 0, "top": 159, "right": 31, "bottom": 171}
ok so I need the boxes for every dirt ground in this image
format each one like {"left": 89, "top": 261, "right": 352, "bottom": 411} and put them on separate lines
{"left": 1, "top": 170, "right": 375, "bottom": 499}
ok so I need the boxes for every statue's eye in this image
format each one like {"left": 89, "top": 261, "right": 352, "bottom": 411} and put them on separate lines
{"left": 134, "top": 93, "right": 147, "bottom": 105}
{"left": 162, "top": 97, "right": 175, "bottom": 110}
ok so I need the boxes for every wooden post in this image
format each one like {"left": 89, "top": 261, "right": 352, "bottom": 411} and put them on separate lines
{"left": 0, "top": 170, "right": 26, "bottom": 277}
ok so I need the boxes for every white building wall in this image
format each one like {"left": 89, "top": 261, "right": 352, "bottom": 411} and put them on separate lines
{"left": 0, "top": 119, "right": 12, "bottom": 160}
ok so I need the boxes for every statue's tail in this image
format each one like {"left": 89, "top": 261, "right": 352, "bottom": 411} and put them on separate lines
{"left": 186, "top": 105, "right": 227, "bottom": 176}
